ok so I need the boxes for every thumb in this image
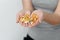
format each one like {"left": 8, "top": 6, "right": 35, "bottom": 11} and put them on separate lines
{"left": 25, "top": 10, "right": 31, "bottom": 15}
{"left": 16, "top": 13, "right": 20, "bottom": 23}
{"left": 38, "top": 11, "right": 43, "bottom": 23}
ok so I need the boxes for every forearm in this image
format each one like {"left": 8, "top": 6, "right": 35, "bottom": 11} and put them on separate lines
{"left": 43, "top": 11, "right": 60, "bottom": 25}
{"left": 22, "top": 0, "right": 34, "bottom": 12}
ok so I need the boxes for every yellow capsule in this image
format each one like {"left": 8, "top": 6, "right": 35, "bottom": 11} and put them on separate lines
{"left": 20, "top": 13, "right": 38, "bottom": 24}
{"left": 31, "top": 13, "right": 38, "bottom": 18}
{"left": 20, "top": 14, "right": 30, "bottom": 23}
{"left": 20, "top": 17, "right": 24, "bottom": 22}
{"left": 30, "top": 21, "right": 33, "bottom": 24}
{"left": 30, "top": 13, "right": 38, "bottom": 24}
{"left": 24, "top": 14, "right": 30, "bottom": 23}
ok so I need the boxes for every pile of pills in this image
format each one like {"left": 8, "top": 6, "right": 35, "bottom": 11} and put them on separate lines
{"left": 20, "top": 13, "right": 38, "bottom": 24}
{"left": 30, "top": 13, "right": 38, "bottom": 24}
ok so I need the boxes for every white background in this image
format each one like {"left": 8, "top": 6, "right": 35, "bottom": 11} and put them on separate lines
{"left": 0, "top": 0, "right": 27, "bottom": 40}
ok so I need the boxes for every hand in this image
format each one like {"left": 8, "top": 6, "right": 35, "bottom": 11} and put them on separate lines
{"left": 16, "top": 9, "right": 32, "bottom": 27}
{"left": 29, "top": 10, "right": 43, "bottom": 28}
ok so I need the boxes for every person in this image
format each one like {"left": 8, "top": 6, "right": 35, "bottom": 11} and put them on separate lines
{"left": 16, "top": 0, "right": 60, "bottom": 40}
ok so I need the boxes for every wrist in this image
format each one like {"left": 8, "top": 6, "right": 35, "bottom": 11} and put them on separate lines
{"left": 42, "top": 11, "right": 49, "bottom": 21}
{"left": 43, "top": 12, "right": 46, "bottom": 21}
{"left": 40, "top": 11, "right": 47, "bottom": 22}
{"left": 23, "top": 9, "right": 34, "bottom": 13}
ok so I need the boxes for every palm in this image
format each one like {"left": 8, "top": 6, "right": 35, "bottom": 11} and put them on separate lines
{"left": 29, "top": 10, "right": 43, "bottom": 27}
{"left": 16, "top": 10, "right": 43, "bottom": 28}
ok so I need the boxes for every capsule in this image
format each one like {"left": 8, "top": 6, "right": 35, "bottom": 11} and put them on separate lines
{"left": 20, "top": 13, "right": 38, "bottom": 24}
{"left": 30, "top": 13, "right": 38, "bottom": 24}
{"left": 20, "top": 14, "right": 30, "bottom": 23}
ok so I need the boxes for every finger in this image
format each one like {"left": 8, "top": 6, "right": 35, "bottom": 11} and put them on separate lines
{"left": 28, "top": 23, "right": 32, "bottom": 27}
{"left": 25, "top": 23, "right": 28, "bottom": 27}
{"left": 19, "top": 21, "right": 26, "bottom": 27}
{"left": 19, "top": 20, "right": 23, "bottom": 26}
{"left": 38, "top": 13, "right": 43, "bottom": 23}
{"left": 22, "top": 23, "right": 26, "bottom": 27}
{"left": 19, "top": 19, "right": 28, "bottom": 27}
{"left": 30, "top": 20, "right": 39, "bottom": 28}
{"left": 19, "top": 18, "right": 26, "bottom": 27}
{"left": 16, "top": 13, "right": 20, "bottom": 23}
{"left": 19, "top": 12, "right": 25, "bottom": 18}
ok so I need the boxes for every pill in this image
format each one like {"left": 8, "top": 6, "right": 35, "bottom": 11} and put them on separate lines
{"left": 31, "top": 14, "right": 38, "bottom": 21}
{"left": 20, "top": 14, "right": 30, "bottom": 23}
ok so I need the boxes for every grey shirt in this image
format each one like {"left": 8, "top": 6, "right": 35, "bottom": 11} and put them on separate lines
{"left": 27, "top": 0, "right": 60, "bottom": 40}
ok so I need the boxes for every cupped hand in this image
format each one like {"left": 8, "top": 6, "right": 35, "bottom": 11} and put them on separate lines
{"left": 16, "top": 9, "right": 43, "bottom": 28}
{"left": 16, "top": 10, "right": 31, "bottom": 27}
{"left": 29, "top": 10, "right": 43, "bottom": 28}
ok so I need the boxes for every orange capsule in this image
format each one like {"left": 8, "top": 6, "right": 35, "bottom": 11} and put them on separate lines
{"left": 20, "top": 16, "right": 24, "bottom": 22}
{"left": 20, "top": 13, "right": 38, "bottom": 24}
{"left": 20, "top": 14, "right": 30, "bottom": 23}
{"left": 30, "top": 13, "right": 38, "bottom": 24}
